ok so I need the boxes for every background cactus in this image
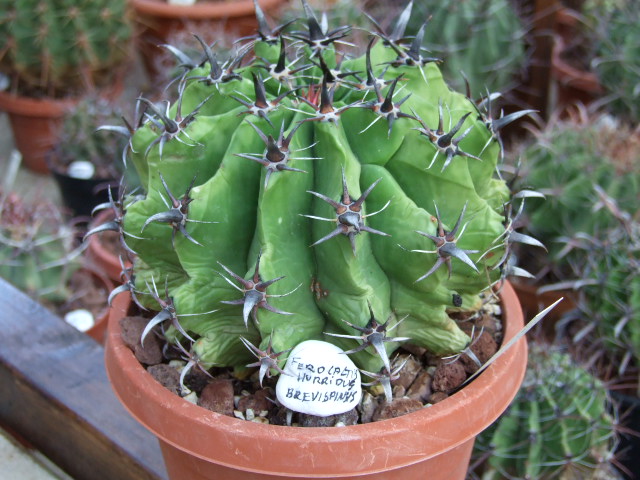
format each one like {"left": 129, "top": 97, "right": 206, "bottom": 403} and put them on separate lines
{"left": 585, "top": 0, "right": 640, "bottom": 122}
{"left": 518, "top": 112, "right": 640, "bottom": 265}
{"left": 50, "top": 96, "right": 129, "bottom": 179}
{"left": 0, "top": 0, "right": 132, "bottom": 97}
{"left": 515, "top": 110, "right": 640, "bottom": 384}
{"left": 0, "top": 186, "right": 84, "bottom": 303}
{"left": 405, "top": 0, "right": 529, "bottom": 99}
{"left": 472, "top": 343, "right": 620, "bottom": 479}
{"left": 95, "top": 0, "right": 535, "bottom": 379}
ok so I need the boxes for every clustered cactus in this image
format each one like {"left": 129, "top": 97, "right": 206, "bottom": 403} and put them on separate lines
{"left": 472, "top": 343, "right": 620, "bottom": 479}
{"left": 91, "top": 0, "right": 537, "bottom": 387}
{"left": 0, "top": 0, "right": 132, "bottom": 96}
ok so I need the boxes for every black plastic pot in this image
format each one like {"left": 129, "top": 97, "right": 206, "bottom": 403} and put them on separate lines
{"left": 51, "top": 168, "right": 118, "bottom": 218}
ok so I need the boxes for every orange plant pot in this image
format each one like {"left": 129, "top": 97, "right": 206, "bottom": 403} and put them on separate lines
{"left": 129, "top": 0, "right": 289, "bottom": 81}
{"left": 0, "top": 90, "right": 73, "bottom": 174}
{"left": 105, "top": 282, "right": 527, "bottom": 479}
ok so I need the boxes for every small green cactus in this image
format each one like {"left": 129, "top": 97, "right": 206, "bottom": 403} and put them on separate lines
{"left": 91, "top": 0, "right": 537, "bottom": 385}
{"left": 473, "top": 343, "right": 620, "bottom": 480}
{"left": 51, "top": 96, "right": 128, "bottom": 179}
{"left": 0, "top": 0, "right": 132, "bottom": 96}
{"left": 0, "top": 189, "right": 84, "bottom": 303}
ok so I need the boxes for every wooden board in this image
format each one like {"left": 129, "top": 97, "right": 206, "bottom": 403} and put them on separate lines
{"left": 0, "top": 278, "right": 167, "bottom": 480}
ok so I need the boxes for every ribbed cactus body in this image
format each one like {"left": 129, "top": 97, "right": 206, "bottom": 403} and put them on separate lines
{"left": 120, "top": 5, "right": 518, "bottom": 375}
{"left": 407, "top": 0, "right": 527, "bottom": 98}
{"left": 476, "top": 345, "right": 618, "bottom": 480}
{"left": 0, "top": 0, "right": 131, "bottom": 94}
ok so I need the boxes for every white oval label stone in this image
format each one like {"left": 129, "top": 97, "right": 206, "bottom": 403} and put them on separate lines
{"left": 64, "top": 309, "right": 95, "bottom": 332}
{"left": 276, "top": 340, "right": 361, "bottom": 417}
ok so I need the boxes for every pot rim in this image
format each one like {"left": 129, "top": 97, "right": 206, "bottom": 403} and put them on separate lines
{"left": 0, "top": 89, "right": 74, "bottom": 117}
{"left": 129, "top": 0, "right": 286, "bottom": 19}
{"left": 105, "top": 281, "right": 527, "bottom": 477}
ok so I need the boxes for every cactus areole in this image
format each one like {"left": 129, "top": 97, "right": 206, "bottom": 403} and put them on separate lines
{"left": 101, "top": 0, "right": 534, "bottom": 416}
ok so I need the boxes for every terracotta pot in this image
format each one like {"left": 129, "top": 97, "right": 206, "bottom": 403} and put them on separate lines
{"left": 0, "top": 90, "right": 74, "bottom": 174}
{"left": 105, "top": 282, "right": 527, "bottom": 479}
{"left": 85, "top": 209, "right": 133, "bottom": 283}
{"left": 128, "top": 0, "right": 288, "bottom": 81}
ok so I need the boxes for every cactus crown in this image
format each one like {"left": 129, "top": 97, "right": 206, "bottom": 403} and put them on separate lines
{"left": 93, "top": 0, "right": 538, "bottom": 389}
{"left": 0, "top": 0, "right": 132, "bottom": 97}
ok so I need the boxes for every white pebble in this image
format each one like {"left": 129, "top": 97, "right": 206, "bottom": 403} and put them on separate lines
{"left": 64, "top": 309, "right": 95, "bottom": 332}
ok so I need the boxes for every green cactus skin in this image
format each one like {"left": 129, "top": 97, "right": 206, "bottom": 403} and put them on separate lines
{"left": 0, "top": 0, "right": 132, "bottom": 96}
{"left": 99, "top": 1, "right": 533, "bottom": 378}
{"left": 474, "top": 344, "right": 620, "bottom": 480}
{"left": 407, "top": 0, "right": 528, "bottom": 99}
{"left": 0, "top": 192, "right": 83, "bottom": 302}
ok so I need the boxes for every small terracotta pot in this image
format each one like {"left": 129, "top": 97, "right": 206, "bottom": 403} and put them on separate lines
{"left": 105, "top": 282, "right": 527, "bottom": 479}
{"left": 128, "top": 0, "right": 288, "bottom": 81}
{"left": 85, "top": 209, "right": 133, "bottom": 283}
{"left": 0, "top": 90, "right": 73, "bottom": 174}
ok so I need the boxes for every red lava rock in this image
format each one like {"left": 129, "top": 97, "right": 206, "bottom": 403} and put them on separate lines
{"left": 198, "top": 379, "right": 235, "bottom": 416}
{"left": 460, "top": 331, "right": 499, "bottom": 374}
{"left": 428, "top": 391, "right": 449, "bottom": 404}
{"left": 147, "top": 364, "right": 181, "bottom": 395}
{"left": 406, "top": 370, "right": 433, "bottom": 402}
{"left": 372, "top": 397, "right": 424, "bottom": 421}
{"left": 119, "top": 316, "right": 163, "bottom": 365}
{"left": 391, "top": 354, "right": 422, "bottom": 390}
{"left": 183, "top": 369, "right": 212, "bottom": 395}
{"left": 431, "top": 361, "right": 467, "bottom": 392}
{"left": 237, "top": 388, "right": 272, "bottom": 414}
{"left": 358, "top": 392, "right": 380, "bottom": 424}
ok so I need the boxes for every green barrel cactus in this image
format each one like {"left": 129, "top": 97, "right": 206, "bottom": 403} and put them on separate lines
{"left": 92, "top": 0, "right": 536, "bottom": 381}
{"left": 474, "top": 344, "right": 620, "bottom": 480}
{"left": 0, "top": 0, "right": 132, "bottom": 96}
